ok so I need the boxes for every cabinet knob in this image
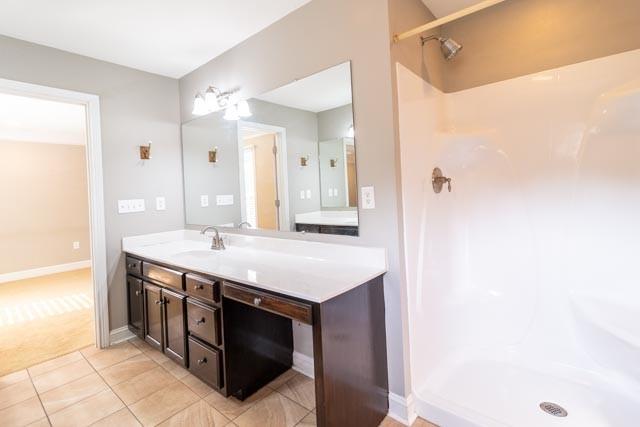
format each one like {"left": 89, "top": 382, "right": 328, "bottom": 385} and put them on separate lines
{"left": 127, "top": 263, "right": 136, "bottom": 269}
{"left": 253, "top": 297, "right": 262, "bottom": 306}
{"left": 196, "top": 317, "right": 205, "bottom": 325}
{"left": 194, "top": 284, "right": 204, "bottom": 290}
{"left": 155, "top": 300, "right": 164, "bottom": 305}
{"left": 197, "top": 357, "right": 207, "bottom": 365}
{"left": 135, "top": 291, "right": 140, "bottom": 296}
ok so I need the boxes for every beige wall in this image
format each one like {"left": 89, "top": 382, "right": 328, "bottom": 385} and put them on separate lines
{"left": 179, "top": 0, "right": 411, "bottom": 397}
{"left": 0, "top": 141, "right": 90, "bottom": 273}
{"left": 0, "top": 35, "right": 184, "bottom": 331}
{"left": 441, "top": 0, "right": 640, "bottom": 92}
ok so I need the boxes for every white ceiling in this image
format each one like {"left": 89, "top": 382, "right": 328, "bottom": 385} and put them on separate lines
{"left": 0, "top": 93, "right": 86, "bottom": 145}
{"left": 421, "top": 0, "right": 485, "bottom": 17}
{"left": 255, "top": 62, "right": 352, "bottom": 113}
{"left": 0, "top": 0, "right": 311, "bottom": 78}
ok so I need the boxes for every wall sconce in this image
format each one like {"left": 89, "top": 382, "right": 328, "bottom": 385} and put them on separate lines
{"left": 208, "top": 147, "right": 218, "bottom": 163}
{"left": 347, "top": 124, "right": 355, "bottom": 138}
{"left": 139, "top": 141, "right": 152, "bottom": 160}
{"left": 330, "top": 157, "right": 338, "bottom": 168}
{"left": 192, "top": 85, "right": 252, "bottom": 120}
{"left": 300, "top": 155, "right": 310, "bottom": 167}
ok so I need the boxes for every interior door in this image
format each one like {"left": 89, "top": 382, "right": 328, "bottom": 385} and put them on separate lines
{"left": 144, "top": 282, "right": 163, "bottom": 350}
{"left": 162, "top": 288, "right": 187, "bottom": 365}
{"left": 127, "top": 276, "right": 144, "bottom": 338}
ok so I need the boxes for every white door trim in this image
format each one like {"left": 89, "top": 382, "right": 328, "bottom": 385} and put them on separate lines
{"left": 237, "top": 121, "right": 290, "bottom": 231}
{"left": 0, "top": 78, "right": 109, "bottom": 348}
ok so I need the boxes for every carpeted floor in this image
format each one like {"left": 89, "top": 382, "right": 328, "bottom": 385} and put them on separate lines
{"left": 0, "top": 268, "right": 94, "bottom": 376}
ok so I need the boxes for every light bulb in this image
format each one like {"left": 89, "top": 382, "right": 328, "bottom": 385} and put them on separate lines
{"left": 237, "top": 100, "right": 252, "bottom": 118}
{"left": 224, "top": 104, "right": 240, "bottom": 121}
{"left": 192, "top": 93, "right": 208, "bottom": 116}
{"left": 347, "top": 124, "right": 355, "bottom": 138}
{"left": 204, "top": 86, "right": 219, "bottom": 111}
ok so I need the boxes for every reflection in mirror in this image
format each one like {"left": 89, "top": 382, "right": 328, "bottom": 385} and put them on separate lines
{"left": 182, "top": 61, "right": 358, "bottom": 236}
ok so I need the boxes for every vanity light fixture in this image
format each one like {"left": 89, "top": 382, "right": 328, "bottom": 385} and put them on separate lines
{"left": 204, "top": 86, "right": 221, "bottom": 111}
{"left": 330, "top": 157, "right": 339, "bottom": 168}
{"left": 347, "top": 124, "right": 355, "bottom": 138}
{"left": 192, "top": 93, "right": 208, "bottom": 116}
{"left": 237, "top": 100, "right": 252, "bottom": 118}
{"left": 209, "top": 146, "right": 218, "bottom": 163}
{"left": 300, "top": 155, "right": 310, "bottom": 167}
{"left": 140, "top": 141, "right": 152, "bottom": 160}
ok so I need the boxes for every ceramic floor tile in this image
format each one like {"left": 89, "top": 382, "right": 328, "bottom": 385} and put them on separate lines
{"left": 27, "top": 352, "right": 83, "bottom": 378}
{"left": 82, "top": 342, "right": 141, "bottom": 371}
{"left": 412, "top": 418, "right": 438, "bottom": 427}
{"left": 39, "top": 372, "right": 108, "bottom": 415}
{"left": 0, "top": 369, "right": 29, "bottom": 390}
{"left": 159, "top": 359, "right": 189, "bottom": 380}
{"left": 276, "top": 374, "right": 315, "bottom": 410}
{"left": 233, "top": 392, "right": 307, "bottom": 427}
{"left": 158, "top": 400, "right": 230, "bottom": 427}
{"left": 0, "top": 378, "right": 37, "bottom": 410}
{"left": 128, "top": 380, "right": 199, "bottom": 426}
{"left": 265, "top": 370, "right": 298, "bottom": 390}
{"left": 98, "top": 353, "right": 157, "bottom": 386}
{"left": 297, "top": 411, "right": 316, "bottom": 426}
{"left": 48, "top": 389, "right": 124, "bottom": 427}
{"left": 204, "top": 386, "right": 272, "bottom": 420}
{"left": 379, "top": 416, "right": 404, "bottom": 427}
{"left": 112, "top": 366, "right": 176, "bottom": 406}
{"left": 180, "top": 374, "right": 214, "bottom": 398}
{"left": 90, "top": 407, "right": 141, "bottom": 427}
{"left": 32, "top": 358, "right": 94, "bottom": 394}
{"left": 142, "top": 349, "right": 171, "bottom": 365}
{"left": 0, "top": 396, "right": 47, "bottom": 427}
{"left": 26, "top": 418, "right": 51, "bottom": 427}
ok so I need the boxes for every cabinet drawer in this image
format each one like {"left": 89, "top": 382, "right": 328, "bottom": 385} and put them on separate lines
{"left": 126, "top": 256, "right": 142, "bottom": 277}
{"left": 188, "top": 337, "right": 222, "bottom": 389}
{"left": 187, "top": 299, "right": 221, "bottom": 346}
{"left": 222, "top": 282, "right": 313, "bottom": 325}
{"left": 143, "top": 262, "right": 184, "bottom": 290}
{"left": 186, "top": 274, "right": 220, "bottom": 304}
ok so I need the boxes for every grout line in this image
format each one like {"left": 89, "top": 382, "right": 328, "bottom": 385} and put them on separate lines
{"left": 26, "top": 367, "right": 52, "bottom": 427}
{"left": 294, "top": 409, "right": 314, "bottom": 426}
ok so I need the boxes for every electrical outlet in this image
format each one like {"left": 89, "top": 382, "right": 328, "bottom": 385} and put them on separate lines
{"left": 306, "top": 189, "right": 311, "bottom": 199}
{"left": 156, "top": 196, "right": 166, "bottom": 211}
{"left": 72, "top": 241, "right": 80, "bottom": 250}
{"left": 361, "top": 186, "right": 375, "bottom": 209}
{"left": 300, "top": 190, "right": 306, "bottom": 200}
{"left": 201, "top": 195, "right": 209, "bottom": 207}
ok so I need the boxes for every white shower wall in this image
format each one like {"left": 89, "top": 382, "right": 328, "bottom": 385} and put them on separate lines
{"left": 397, "top": 49, "right": 640, "bottom": 426}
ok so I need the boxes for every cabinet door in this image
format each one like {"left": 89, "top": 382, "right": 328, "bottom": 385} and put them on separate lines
{"left": 127, "top": 276, "right": 144, "bottom": 338}
{"left": 162, "top": 288, "right": 187, "bottom": 366}
{"left": 144, "top": 282, "right": 163, "bottom": 351}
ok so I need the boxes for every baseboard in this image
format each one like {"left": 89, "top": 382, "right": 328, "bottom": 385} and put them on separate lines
{"left": 387, "top": 392, "right": 418, "bottom": 426}
{"left": 292, "top": 351, "right": 314, "bottom": 379}
{"left": 0, "top": 260, "right": 91, "bottom": 284}
{"left": 110, "top": 326, "right": 136, "bottom": 345}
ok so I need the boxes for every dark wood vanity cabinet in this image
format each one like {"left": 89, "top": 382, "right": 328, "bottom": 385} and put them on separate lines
{"left": 143, "top": 282, "right": 163, "bottom": 351}
{"left": 162, "top": 288, "right": 187, "bottom": 365}
{"left": 126, "top": 276, "right": 144, "bottom": 338}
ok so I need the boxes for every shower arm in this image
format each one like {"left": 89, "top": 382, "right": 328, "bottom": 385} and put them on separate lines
{"left": 420, "top": 35, "right": 444, "bottom": 46}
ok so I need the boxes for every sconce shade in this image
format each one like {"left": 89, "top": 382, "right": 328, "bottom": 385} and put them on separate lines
{"left": 209, "top": 147, "right": 218, "bottom": 163}
{"left": 300, "top": 156, "right": 309, "bottom": 167}
{"left": 205, "top": 86, "right": 219, "bottom": 111}
{"left": 224, "top": 105, "right": 240, "bottom": 121}
{"left": 192, "top": 93, "right": 208, "bottom": 116}
{"left": 237, "top": 100, "right": 252, "bottom": 118}
{"left": 347, "top": 124, "right": 355, "bottom": 138}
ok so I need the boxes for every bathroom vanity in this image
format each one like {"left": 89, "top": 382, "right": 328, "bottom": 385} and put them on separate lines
{"left": 123, "top": 230, "right": 388, "bottom": 427}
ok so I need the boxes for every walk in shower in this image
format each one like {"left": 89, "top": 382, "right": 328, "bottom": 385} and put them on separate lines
{"left": 397, "top": 48, "right": 640, "bottom": 426}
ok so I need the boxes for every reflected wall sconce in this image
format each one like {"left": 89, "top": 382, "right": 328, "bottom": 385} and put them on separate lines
{"left": 347, "top": 124, "right": 355, "bottom": 138}
{"left": 330, "top": 157, "right": 339, "bottom": 168}
{"left": 300, "top": 155, "right": 310, "bottom": 167}
{"left": 208, "top": 147, "right": 218, "bottom": 163}
{"left": 139, "top": 141, "right": 152, "bottom": 160}
{"left": 192, "top": 85, "right": 252, "bottom": 120}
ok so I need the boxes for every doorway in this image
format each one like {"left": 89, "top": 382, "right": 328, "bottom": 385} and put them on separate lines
{"left": 237, "top": 121, "right": 289, "bottom": 231}
{"left": 0, "top": 78, "right": 107, "bottom": 375}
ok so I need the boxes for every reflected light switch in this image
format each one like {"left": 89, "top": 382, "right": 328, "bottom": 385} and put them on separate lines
{"left": 200, "top": 195, "right": 209, "bottom": 207}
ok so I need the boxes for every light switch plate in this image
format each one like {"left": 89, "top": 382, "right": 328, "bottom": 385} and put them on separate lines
{"left": 361, "top": 186, "right": 375, "bottom": 209}
{"left": 217, "top": 194, "right": 234, "bottom": 206}
{"left": 72, "top": 241, "right": 80, "bottom": 250}
{"left": 155, "top": 196, "right": 166, "bottom": 211}
{"left": 131, "top": 199, "right": 145, "bottom": 212}
{"left": 200, "top": 195, "right": 209, "bottom": 207}
{"left": 118, "top": 199, "right": 145, "bottom": 213}
{"left": 300, "top": 190, "right": 306, "bottom": 200}
{"left": 306, "top": 189, "right": 311, "bottom": 199}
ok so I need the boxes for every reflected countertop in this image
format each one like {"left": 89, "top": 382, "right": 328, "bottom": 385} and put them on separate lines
{"left": 294, "top": 210, "right": 359, "bottom": 226}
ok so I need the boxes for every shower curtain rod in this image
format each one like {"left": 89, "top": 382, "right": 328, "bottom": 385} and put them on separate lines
{"left": 393, "top": 0, "right": 506, "bottom": 42}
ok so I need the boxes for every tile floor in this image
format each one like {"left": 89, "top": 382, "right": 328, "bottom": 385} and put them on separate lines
{"left": 0, "top": 337, "right": 437, "bottom": 427}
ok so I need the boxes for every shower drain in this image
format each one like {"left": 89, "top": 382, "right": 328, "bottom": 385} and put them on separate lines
{"left": 539, "top": 402, "right": 568, "bottom": 417}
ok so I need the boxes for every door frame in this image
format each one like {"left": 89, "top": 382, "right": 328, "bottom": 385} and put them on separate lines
{"left": 236, "top": 121, "right": 290, "bottom": 231}
{"left": 0, "top": 78, "right": 109, "bottom": 348}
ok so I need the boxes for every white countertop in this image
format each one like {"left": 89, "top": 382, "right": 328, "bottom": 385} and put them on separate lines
{"left": 294, "top": 210, "right": 359, "bottom": 227}
{"left": 122, "top": 230, "right": 386, "bottom": 303}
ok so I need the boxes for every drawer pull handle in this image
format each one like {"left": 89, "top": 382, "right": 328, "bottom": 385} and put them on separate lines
{"left": 253, "top": 297, "right": 262, "bottom": 306}
{"left": 155, "top": 300, "right": 165, "bottom": 305}
{"left": 194, "top": 284, "right": 204, "bottom": 290}
{"left": 197, "top": 357, "right": 207, "bottom": 365}
{"left": 135, "top": 291, "right": 140, "bottom": 296}
{"left": 196, "top": 317, "right": 206, "bottom": 325}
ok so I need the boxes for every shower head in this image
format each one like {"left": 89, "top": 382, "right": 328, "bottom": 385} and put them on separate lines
{"left": 421, "top": 35, "right": 463, "bottom": 60}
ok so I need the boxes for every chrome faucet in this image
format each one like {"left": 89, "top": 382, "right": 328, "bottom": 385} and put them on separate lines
{"left": 200, "top": 226, "right": 226, "bottom": 250}
{"left": 237, "top": 221, "right": 253, "bottom": 229}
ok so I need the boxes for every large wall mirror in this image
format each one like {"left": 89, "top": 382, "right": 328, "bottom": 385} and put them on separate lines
{"left": 182, "top": 61, "right": 359, "bottom": 236}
